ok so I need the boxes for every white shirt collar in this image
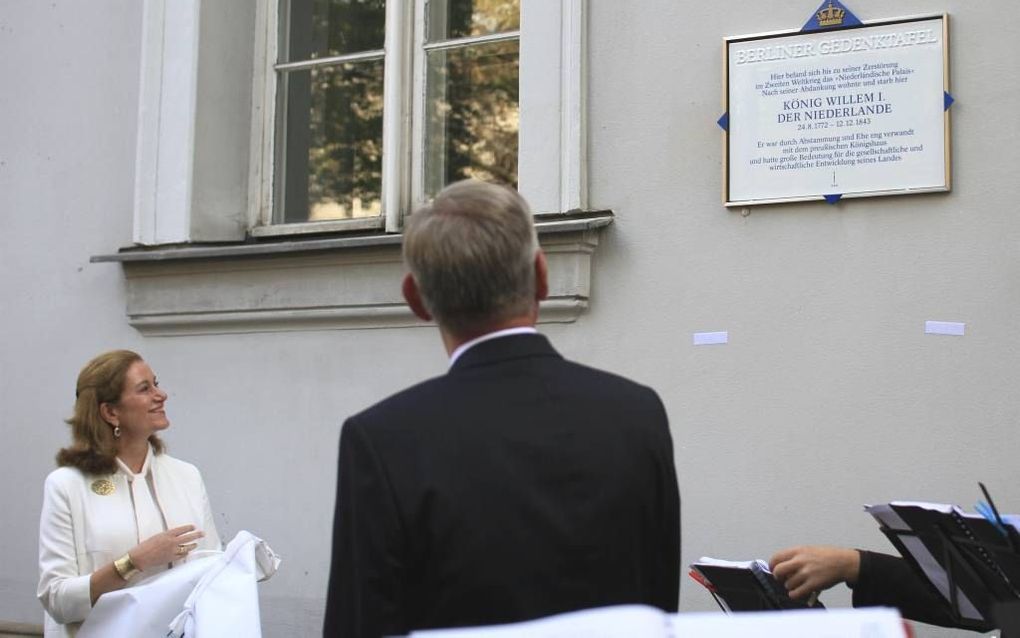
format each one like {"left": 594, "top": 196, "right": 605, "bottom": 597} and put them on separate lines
{"left": 449, "top": 326, "right": 538, "bottom": 367}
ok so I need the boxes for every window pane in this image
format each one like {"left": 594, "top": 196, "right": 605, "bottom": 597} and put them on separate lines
{"left": 275, "top": 61, "right": 384, "bottom": 223}
{"left": 424, "top": 40, "right": 519, "bottom": 197}
{"left": 282, "top": 0, "right": 386, "bottom": 62}
{"left": 426, "top": 0, "right": 520, "bottom": 42}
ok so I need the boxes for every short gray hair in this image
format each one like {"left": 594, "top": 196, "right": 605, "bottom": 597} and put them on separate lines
{"left": 403, "top": 180, "right": 539, "bottom": 334}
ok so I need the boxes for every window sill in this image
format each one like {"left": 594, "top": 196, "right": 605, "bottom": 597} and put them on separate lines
{"left": 0, "top": 620, "right": 43, "bottom": 636}
{"left": 92, "top": 211, "right": 613, "bottom": 336}
{"left": 247, "top": 216, "right": 385, "bottom": 238}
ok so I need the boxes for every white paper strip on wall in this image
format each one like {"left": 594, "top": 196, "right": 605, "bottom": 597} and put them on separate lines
{"left": 925, "top": 321, "right": 965, "bottom": 336}
{"left": 693, "top": 331, "right": 729, "bottom": 346}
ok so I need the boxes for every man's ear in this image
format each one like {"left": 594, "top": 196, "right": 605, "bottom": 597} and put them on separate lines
{"left": 402, "top": 273, "right": 433, "bottom": 321}
{"left": 534, "top": 250, "right": 549, "bottom": 301}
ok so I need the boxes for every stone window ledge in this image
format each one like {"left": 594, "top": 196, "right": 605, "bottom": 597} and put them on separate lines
{"left": 0, "top": 620, "right": 43, "bottom": 636}
{"left": 92, "top": 212, "right": 613, "bottom": 336}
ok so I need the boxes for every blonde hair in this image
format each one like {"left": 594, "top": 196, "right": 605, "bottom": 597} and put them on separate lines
{"left": 57, "top": 350, "right": 164, "bottom": 475}
{"left": 403, "top": 180, "right": 538, "bottom": 335}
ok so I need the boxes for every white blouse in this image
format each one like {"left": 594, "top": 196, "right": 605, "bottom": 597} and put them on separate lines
{"left": 37, "top": 448, "right": 221, "bottom": 637}
{"left": 115, "top": 453, "right": 167, "bottom": 567}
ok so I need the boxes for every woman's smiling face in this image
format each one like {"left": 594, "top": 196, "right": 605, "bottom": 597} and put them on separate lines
{"left": 103, "top": 360, "right": 170, "bottom": 441}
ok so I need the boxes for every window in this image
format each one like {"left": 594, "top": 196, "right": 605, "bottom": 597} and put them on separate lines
{"left": 263, "top": 0, "right": 522, "bottom": 235}
{"left": 273, "top": 1, "right": 388, "bottom": 227}
{"left": 114, "top": 0, "right": 597, "bottom": 333}
{"left": 419, "top": 1, "right": 520, "bottom": 197}
{"left": 131, "top": 0, "right": 583, "bottom": 245}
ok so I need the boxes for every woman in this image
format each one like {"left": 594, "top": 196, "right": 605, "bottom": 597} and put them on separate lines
{"left": 38, "top": 350, "right": 221, "bottom": 637}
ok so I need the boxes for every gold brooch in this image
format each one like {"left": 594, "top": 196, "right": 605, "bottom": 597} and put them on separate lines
{"left": 91, "top": 479, "right": 115, "bottom": 496}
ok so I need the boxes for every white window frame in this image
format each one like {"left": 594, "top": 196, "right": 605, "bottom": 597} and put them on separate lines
{"left": 133, "top": 0, "right": 203, "bottom": 245}
{"left": 518, "top": 0, "right": 587, "bottom": 215}
{"left": 131, "top": 0, "right": 586, "bottom": 246}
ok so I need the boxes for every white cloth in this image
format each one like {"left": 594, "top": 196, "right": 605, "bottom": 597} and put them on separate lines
{"left": 75, "top": 555, "right": 214, "bottom": 638}
{"left": 167, "top": 531, "right": 280, "bottom": 638}
{"left": 37, "top": 450, "right": 222, "bottom": 637}
{"left": 448, "top": 327, "right": 539, "bottom": 366}
{"left": 76, "top": 531, "right": 279, "bottom": 638}
{"left": 409, "top": 605, "right": 908, "bottom": 638}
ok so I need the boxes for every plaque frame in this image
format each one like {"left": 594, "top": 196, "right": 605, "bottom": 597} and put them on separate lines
{"left": 722, "top": 13, "right": 951, "bottom": 207}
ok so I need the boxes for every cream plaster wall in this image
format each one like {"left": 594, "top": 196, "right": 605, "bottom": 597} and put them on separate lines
{"left": 1, "top": 1, "right": 1016, "bottom": 636}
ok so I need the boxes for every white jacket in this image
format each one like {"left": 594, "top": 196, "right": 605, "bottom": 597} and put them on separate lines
{"left": 37, "top": 451, "right": 221, "bottom": 637}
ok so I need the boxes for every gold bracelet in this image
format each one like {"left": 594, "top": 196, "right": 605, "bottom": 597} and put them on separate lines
{"left": 113, "top": 553, "right": 140, "bottom": 581}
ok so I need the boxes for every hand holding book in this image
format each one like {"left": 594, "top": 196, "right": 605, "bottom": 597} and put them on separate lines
{"left": 758, "top": 485, "right": 1018, "bottom": 632}
{"left": 769, "top": 545, "right": 862, "bottom": 600}
{"left": 689, "top": 557, "right": 824, "bottom": 612}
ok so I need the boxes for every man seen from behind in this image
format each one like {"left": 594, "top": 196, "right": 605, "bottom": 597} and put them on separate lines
{"left": 323, "top": 180, "right": 681, "bottom": 637}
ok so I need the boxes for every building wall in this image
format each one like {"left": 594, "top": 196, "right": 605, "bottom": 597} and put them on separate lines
{"left": 1, "top": 1, "right": 1016, "bottom": 636}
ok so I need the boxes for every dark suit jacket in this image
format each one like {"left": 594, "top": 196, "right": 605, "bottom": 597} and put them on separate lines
{"left": 852, "top": 550, "right": 993, "bottom": 631}
{"left": 323, "top": 333, "right": 680, "bottom": 637}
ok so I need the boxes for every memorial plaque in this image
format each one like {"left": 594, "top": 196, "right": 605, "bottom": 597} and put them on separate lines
{"left": 724, "top": 11, "right": 950, "bottom": 206}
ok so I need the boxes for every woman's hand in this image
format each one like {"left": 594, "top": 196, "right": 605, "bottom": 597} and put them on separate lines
{"left": 769, "top": 545, "right": 861, "bottom": 600}
{"left": 90, "top": 526, "right": 205, "bottom": 605}
{"left": 129, "top": 525, "right": 205, "bottom": 571}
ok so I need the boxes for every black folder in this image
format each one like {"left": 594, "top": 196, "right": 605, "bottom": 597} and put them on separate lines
{"left": 689, "top": 557, "right": 823, "bottom": 613}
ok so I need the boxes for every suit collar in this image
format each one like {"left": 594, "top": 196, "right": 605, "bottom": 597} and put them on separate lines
{"left": 449, "top": 333, "right": 561, "bottom": 373}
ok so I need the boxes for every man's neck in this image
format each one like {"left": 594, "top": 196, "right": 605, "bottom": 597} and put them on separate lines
{"left": 442, "top": 315, "right": 536, "bottom": 356}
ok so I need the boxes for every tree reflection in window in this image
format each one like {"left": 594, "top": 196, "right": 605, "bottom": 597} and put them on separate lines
{"left": 276, "top": 0, "right": 385, "bottom": 223}
{"left": 274, "top": 0, "right": 519, "bottom": 224}
{"left": 425, "top": 0, "right": 519, "bottom": 197}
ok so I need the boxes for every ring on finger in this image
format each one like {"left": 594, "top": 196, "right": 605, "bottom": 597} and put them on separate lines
{"left": 176, "top": 543, "right": 197, "bottom": 556}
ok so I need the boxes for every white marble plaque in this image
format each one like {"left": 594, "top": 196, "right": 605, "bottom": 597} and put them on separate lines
{"left": 725, "top": 15, "right": 950, "bottom": 205}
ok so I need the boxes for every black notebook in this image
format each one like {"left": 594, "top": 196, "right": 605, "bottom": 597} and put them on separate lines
{"left": 689, "top": 557, "right": 824, "bottom": 613}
